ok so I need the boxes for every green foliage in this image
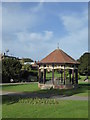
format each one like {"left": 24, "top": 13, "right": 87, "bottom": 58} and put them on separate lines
{"left": 0, "top": 61, "right": 2, "bottom": 83}
{"left": 18, "top": 98, "right": 59, "bottom": 105}
{"left": 77, "top": 52, "right": 90, "bottom": 75}
{"left": 20, "top": 68, "right": 38, "bottom": 82}
{"left": 46, "top": 70, "right": 69, "bottom": 80}
{"left": 2, "top": 58, "right": 22, "bottom": 83}
{"left": 65, "top": 69, "right": 69, "bottom": 79}
{"left": 0, "top": 60, "right": 2, "bottom": 73}
{"left": 22, "top": 58, "right": 33, "bottom": 62}
{"left": 2, "top": 57, "right": 37, "bottom": 83}
{"left": 20, "top": 59, "right": 38, "bottom": 82}
{"left": 78, "top": 73, "right": 80, "bottom": 79}
{"left": 20, "top": 70, "right": 30, "bottom": 80}
{"left": 22, "top": 64, "right": 31, "bottom": 71}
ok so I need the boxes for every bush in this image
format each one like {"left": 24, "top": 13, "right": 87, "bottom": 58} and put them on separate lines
{"left": 20, "top": 70, "right": 38, "bottom": 82}
{"left": 2, "top": 58, "right": 22, "bottom": 83}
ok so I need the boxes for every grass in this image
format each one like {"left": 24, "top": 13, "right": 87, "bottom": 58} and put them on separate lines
{"left": 2, "top": 83, "right": 39, "bottom": 92}
{"left": 2, "top": 96, "right": 88, "bottom": 118}
{"left": 40, "top": 84, "right": 89, "bottom": 97}
{"left": 2, "top": 81, "right": 89, "bottom": 97}
{"left": 2, "top": 76, "right": 89, "bottom": 118}
{"left": 79, "top": 76, "right": 87, "bottom": 80}
{"left": 2, "top": 84, "right": 89, "bottom": 97}
{"left": 78, "top": 75, "right": 89, "bottom": 82}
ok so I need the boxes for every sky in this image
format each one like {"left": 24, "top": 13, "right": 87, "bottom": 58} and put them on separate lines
{"left": 1, "top": 2, "right": 88, "bottom": 61}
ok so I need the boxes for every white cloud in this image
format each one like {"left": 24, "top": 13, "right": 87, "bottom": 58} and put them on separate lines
{"left": 16, "top": 31, "right": 53, "bottom": 42}
{"left": 61, "top": 16, "right": 83, "bottom": 32}
{"left": 2, "top": 2, "right": 43, "bottom": 34}
{"left": 0, "top": 3, "right": 2, "bottom": 53}
{"left": 58, "top": 9, "right": 88, "bottom": 59}
{"left": 2, "top": 3, "right": 88, "bottom": 60}
{"left": 2, "top": 30, "right": 54, "bottom": 60}
{"left": 60, "top": 11, "right": 88, "bottom": 33}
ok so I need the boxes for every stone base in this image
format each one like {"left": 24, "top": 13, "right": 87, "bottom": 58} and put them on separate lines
{"left": 38, "top": 83, "right": 74, "bottom": 89}
{"left": 53, "top": 84, "right": 73, "bottom": 89}
{"left": 38, "top": 83, "right": 53, "bottom": 89}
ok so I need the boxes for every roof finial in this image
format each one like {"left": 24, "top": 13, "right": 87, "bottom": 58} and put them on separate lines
{"left": 57, "top": 43, "right": 59, "bottom": 49}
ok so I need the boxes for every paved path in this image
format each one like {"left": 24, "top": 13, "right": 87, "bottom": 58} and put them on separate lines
{"left": 51, "top": 95, "right": 88, "bottom": 100}
{"left": 0, "top": 90, "right": 89, "bottom": 101}
{"left": 0, "top": 82, "right": 37, "bottom": 86}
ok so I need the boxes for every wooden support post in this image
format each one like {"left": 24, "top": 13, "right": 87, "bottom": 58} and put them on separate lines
{"left": 43, "top": 69, "right": 46, "bottom": 84}
{"left": 72, "top": 69, "right": 74, "bottom": 85}
{"left": 69, "top": 69, "right": 72, "bottom": 84}
{"left": 43, "top": 65, "right": 46, "bottom": 84}
{"left": 64, "top": 66, "right": 65, "bottom": 85}
{"left": 52, "top": 64, "right": 54, "bottom": 85}
{"left": 75, "top": 69, "right": 78, "bottom": 84}
{"left": 61, "top": 69, "right": 63, "bottom": 83}
{"left": 39, "top": 69, "right": 41, "bottom": 83}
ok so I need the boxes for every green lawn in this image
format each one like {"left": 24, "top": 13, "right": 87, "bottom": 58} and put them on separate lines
{"left": 2, "top": 76, "right": 89, "bottom": 118}
{"left": 2, "top": 82, "right": 89, "bottom": 97}
{"left": 2, "top": 83, "right": 39, "bottom": 92}
{"left": 78, "top": 75, "right": 89, "bottom": 82}
{"left": 2, "top": 97, "right": 88, "bottom": 118}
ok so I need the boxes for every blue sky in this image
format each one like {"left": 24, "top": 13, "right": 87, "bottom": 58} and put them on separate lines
{"left": 2, "top": 2, "right": 88, "bottom": 61}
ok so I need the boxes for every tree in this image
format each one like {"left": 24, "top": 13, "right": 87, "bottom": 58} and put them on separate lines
{"left": 2, "top": 58, "right": 22, "bottom": 83}
{"left": 21, "top": 58, "right": 33, "bottom": 63}
{"left": 22, "top": 64, "right": 31, "bottom": 71}
{"left": 0, "top": 60, "right": 2, "bottom": 83}
{"left": 77, "top": 52, "right": 90, "bottom": 76}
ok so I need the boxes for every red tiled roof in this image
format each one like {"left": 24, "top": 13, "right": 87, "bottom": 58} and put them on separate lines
{"left": 39, "top": 49, "right": 79, "bottom": 64}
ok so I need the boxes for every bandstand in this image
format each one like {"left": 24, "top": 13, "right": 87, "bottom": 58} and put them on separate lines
{"left": 37, "top": 48, "right": 79, "bottom": 89}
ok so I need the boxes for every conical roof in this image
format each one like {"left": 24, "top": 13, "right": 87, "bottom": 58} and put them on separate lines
{"left": 39, "top": 49, "right": 79, "bottom": 64}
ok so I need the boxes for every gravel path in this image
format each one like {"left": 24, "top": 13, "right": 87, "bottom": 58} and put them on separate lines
{"left": 1, "top": 91, "right": 89, "bottom": 101}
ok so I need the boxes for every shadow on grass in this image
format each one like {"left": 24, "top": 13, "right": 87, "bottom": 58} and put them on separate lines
{"left": 2, "top": 83, "right": 89, "bottom": 105}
